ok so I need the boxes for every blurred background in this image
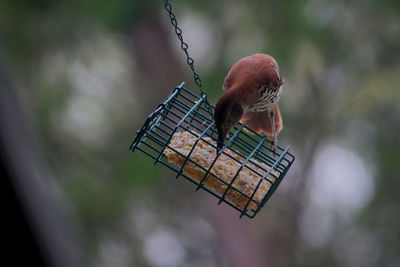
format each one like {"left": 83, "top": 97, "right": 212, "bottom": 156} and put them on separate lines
{"left": 1, "top": 0, "right": 400, "bottom": 266}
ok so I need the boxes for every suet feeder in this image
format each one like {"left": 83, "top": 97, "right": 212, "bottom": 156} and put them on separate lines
{"left": 129, "top": 1, "right": 295, "bottom": 218}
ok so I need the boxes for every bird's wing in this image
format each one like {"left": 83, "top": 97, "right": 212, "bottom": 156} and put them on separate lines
{"left": 239, "top": 104, "right": 283, "bottom": 136}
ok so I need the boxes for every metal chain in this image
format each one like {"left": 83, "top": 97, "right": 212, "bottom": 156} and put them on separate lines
{"left": 163, "top": 0, "right": 207, "bottom": 100}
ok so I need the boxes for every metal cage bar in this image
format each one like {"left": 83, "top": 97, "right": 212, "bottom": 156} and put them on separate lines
{"left": 129, "top": 82, "right": 295, "bottom": 218}
{"left": 219, "top": 138, "right": 266, "bottom": 205}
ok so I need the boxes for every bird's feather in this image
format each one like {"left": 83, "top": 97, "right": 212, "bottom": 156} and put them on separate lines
{"left": 239, "top": 104, "right": 283, "bottom": 136}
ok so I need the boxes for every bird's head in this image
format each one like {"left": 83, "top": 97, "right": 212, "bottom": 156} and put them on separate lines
{"left": 214, "top": 93, "right": 243, "bottom": 150}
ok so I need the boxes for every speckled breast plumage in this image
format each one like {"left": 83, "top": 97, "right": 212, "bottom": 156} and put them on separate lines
{"left": 248, "top": 85, "right": 282, "bottom": 112}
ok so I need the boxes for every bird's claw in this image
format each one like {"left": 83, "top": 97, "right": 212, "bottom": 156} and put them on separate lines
{"left": 272, "top": 138, "right": 277, "bottom": 157}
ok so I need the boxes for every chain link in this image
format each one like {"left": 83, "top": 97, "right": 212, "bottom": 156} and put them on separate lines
{"left": 163, "top": 0, "right": 207, "bottom": 100}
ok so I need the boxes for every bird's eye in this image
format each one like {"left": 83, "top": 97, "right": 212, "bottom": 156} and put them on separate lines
{"left": 273, "top": 82, "right": 279, "bottom": 88}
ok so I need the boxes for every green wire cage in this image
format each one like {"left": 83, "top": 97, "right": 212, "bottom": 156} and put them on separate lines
{"left": 129, "top": 0, "right": 294, "bottom": 218}
{"left": 129, "top": 82, "right": 295, "bottom": 218}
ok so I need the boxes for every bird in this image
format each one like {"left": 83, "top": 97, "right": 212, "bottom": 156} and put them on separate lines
{"left": 214, "top": 53, "right": 284, "bottom": 151}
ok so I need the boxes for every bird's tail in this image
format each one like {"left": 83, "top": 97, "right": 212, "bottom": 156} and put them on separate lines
{"left": 239, "top": 104, "right": 283, "bottom": 136}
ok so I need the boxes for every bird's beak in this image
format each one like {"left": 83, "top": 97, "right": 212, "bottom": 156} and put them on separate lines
{"left": 217, "top": 130, "right": 227, "bottom": 151}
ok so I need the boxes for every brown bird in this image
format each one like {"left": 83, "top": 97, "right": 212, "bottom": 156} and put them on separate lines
{"left": 214, "top": 53, "right": 284, "bottom": 150}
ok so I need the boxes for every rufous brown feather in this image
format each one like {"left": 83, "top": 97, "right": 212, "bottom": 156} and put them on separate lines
{"left": 214, "top": 53, "right": 285, "bottom": 150}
